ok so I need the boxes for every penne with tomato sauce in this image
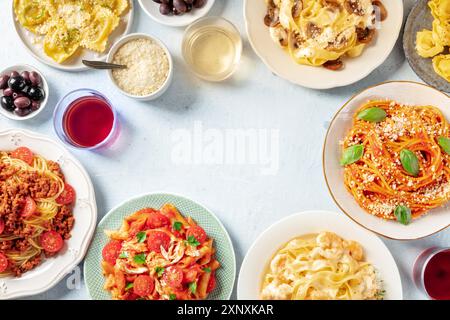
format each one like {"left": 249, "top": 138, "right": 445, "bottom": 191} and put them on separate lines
{"left": 101, "top": 204, "right": 220, "bottom": 300}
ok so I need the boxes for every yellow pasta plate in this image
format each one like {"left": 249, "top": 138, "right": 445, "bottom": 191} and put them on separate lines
{"left": 238, "top": 211, "right": 402, "bottom": 300}
{"left": 12, "top": 0, "right": 134, "bottom": 71}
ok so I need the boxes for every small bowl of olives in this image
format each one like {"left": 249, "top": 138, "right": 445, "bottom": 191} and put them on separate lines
{"left": 0, "top": 65, "right": 48, "bottom": 121}
{"left": 138, "top": 0, "right": 215, "bottom": 27}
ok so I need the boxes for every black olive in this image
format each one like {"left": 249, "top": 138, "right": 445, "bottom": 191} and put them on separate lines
{"left": 0, "top": 75, "right": 10, "bottom": 90}
{"left": 174, "top": 0, "right": 187, "bottom": 12}
{"left": 14, "top": 107, "right": 32, "bottom": 117}
{"left": 194, "top": 0, "right": 207, "bottom": 8}
{"left": 1, "top": 96, "right": 15, "bottom": 112}
{"left": 27, "top": 86, "right": 45, "bottom": 101}
{"left": 160, "top": 3, "right": 172, "bottom": 15}
{"left": 8, "top": 76, "right": 26, "bottom": 91}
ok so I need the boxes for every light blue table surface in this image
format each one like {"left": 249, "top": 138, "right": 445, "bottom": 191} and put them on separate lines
{"left": 1, "top": 0, "right": 447, "bottom": 300}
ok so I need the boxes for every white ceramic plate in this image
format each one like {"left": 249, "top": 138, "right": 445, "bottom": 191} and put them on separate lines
{"left": 0, "top": 129, "right": 97, "bottom": 299}
{"left": 237, "top": 211, "right": 403, "bottom": 300}
{"left": 11, "top": 1, "right": 134, "bottom": 72}
{"left": 323, "top": 81, "right": 450, "bottom": 240}
{"left": 0, "top": 64, "right": 49, "bottom": 121}
{"left": 138, "top": 0, "right": 215, "bottom": 27}
{"left": 244, "top": 0, "right": 403, "bottom": 89}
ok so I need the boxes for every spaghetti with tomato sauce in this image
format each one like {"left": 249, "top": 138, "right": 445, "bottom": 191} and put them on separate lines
{"left": 101, "top": 204, "right": 220, "bottom": 300}
{"left": 341, "top": 100, "right": 450, "bottom": 223}
{"left": 0, "top": 147, "right": 76, "bottom": 276}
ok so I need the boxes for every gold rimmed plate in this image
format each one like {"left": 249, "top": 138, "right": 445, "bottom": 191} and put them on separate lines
{"left": 323, "top": 81, "right": 450, "bottom": 240}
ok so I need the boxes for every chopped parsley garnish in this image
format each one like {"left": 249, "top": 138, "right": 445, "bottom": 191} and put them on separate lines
{"left": 188, "top": 282, "right": 197, "bottom": 294}
{"left": 173, "top": 221, "right": 183, "bottom": 231}
{"left": 155, "top": 267, "right": 165, "bottom": 277}
{"left": 169, "top": 294, "right": 177, "bottom": 300}
{"left": 203, "top": 267, "right": 211, "bottom": 273}
{"left": 125, "top": 283, "right": 134, "bottom": 291}
{"left": 119, "top": 252, "right": 129, "bottom": 259}
{"left": 186, "top": 235, "right": 200, "bottom": 247}
{"left": 136, "top": 231, "right": 147, "bottom": 243}
{"left": 133, "top": 253, "right": 146, "bottom": 264}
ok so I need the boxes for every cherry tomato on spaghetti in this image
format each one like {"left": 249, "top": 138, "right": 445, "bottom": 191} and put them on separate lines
{"left": 0, "top": 253, "right": 8, "bottom": 273}
{"left": 146, "top": 212, "right": 170, "bottom": 229}
{"left": 56, "top": 183, "right": 76, "bottom": 205}
{"left": 11, "top": 147, "right": 34, "bottom": 165}
{"left": 147, "top": 231, "right": 171, "bottom": 253}
{"left": 22, "top": 197, "right": 36, "bottom": 217}
{"left": 207, "top": 272, "right": 216, "bottom": 294}
{"left": 102, "top": 240, "right": 122, "bottom": 265}
{"left": 186, "top": 226, "right": 207, "bottom": 244}
{"left": 163, "top": 266, "right": 183, "bottom": 289}
{"left": 0, "top": 219, "right": 4, "bottom": 234}
{"left": 40, "top": 231, "right": 64, "bottom": 253}
{"left": 133, "top": 275, "right": 154, "bottom": 297}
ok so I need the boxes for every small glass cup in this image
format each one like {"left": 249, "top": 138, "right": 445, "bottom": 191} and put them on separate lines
{"left": 182, "top": 16, "right": 243, "bottom": 82}
{"left": 53, "top": 88, "right": 118, "bottom": 150}
{"left": 413, "top": 247, "right": 450, "bottom": 300}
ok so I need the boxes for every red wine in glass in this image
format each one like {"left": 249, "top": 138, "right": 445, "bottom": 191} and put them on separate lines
{"left": 413, "top": 248, "right": 450, "bottom": 300}
{"left": 63, "top": 96, "right": 115, "bottom": 148}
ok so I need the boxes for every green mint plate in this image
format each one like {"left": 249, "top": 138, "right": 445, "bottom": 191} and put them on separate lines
{"left": 83, "top": 193, "right": 236, "bottom": 300}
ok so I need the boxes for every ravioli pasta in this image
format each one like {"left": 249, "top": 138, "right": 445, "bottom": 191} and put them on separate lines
{"left": 264, "top": 0, "right": 387, "bottom": 70}
{"left": 13, "top": 0, "right": 129, "bottom": 63}
{"left": 261, "top": 232, "right": 382, "bottom": 300}
{"left": 416, "top": 0, "right": 450, "bottom": 82}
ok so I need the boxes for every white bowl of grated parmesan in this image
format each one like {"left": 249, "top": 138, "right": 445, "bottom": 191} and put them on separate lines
{"left": 107, "top": 33, "right": 173, "bottom": 101}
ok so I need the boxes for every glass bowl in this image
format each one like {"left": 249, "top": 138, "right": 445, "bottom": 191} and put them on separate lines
{"left": 53, "top": 89, "right": 118, "bottom": 150}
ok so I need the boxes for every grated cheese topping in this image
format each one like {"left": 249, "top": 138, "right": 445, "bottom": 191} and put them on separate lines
{"left": 111, "top": 38, "right": 170, "bottom": 97}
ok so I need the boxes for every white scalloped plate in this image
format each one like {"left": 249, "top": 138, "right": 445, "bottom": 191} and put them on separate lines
{"left": 244, "top": 0, "right": 403, "bottom": 89}
{"left": 0, "top": 129, "right": 97, "bottom": 299}
{"left": 11, "top": 1, "right": 134, "bottom": 72}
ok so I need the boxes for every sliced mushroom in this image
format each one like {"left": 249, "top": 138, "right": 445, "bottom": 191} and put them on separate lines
{"left": 288, "top": 30, "right": 304, "bottom": 51}
{"left": 344, "top": 0, "right": 364, "bottom": 16}
{"left": 264, "top": 6, "right": 280, "bottom": 27}
{"left": 323, "top": 0, "right": 341, "bottom": 11}
{"left": 323, "top": 59, "right": 343, "bottom": 71}
{"left": 372, "top": 0, "right": 387, "bottom": 21}
{"left": 306, "top": 22, "right": 322, "bottom": 39}
{"left": 292, "top": 0, "right": 303, "bottom": 18}
{"left": 356, "top": 27, "right": 376, "bottom": 44}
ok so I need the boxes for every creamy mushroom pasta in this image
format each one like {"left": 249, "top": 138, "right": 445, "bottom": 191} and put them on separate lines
{"left": 261, "top": 232, "right": 383, "bottom": 300}
{"left": 264, "top": 0, "right": 387, "bottom": 70}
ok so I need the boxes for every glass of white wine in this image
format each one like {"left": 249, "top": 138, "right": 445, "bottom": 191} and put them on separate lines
{"left": 182, "top": 17, "right": 242, "bottom": 82}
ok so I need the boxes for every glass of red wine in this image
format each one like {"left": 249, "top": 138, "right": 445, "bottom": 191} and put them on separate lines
{"left": 413, "top": 247, "right": 450, "bottom": 300}
{"left": 54, "top": 89, "right": 118, "bottom": 150}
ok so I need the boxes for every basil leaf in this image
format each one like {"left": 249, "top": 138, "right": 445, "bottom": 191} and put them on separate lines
{"left": 186, "top": 235, "right": 200, "bottom": 247}
{"left": 400, "top": 149, "right": 419, "bottom": 177}
{"left": 169, "top": 294, "right": 177, "bottom": 300}
{"left": 125, "top": 283, "right": 134, "bottom": 291}
{"left": 394, "top": 205, "right": 412, "bottom": 225}
{"left": 136, "top": 231, "right": 147, "bottom": 243}
{"left": 133, "top": 253, "right": 146, "bottom": 265}
{"left": 340, "top": 144, "right": 364, "bottom": 166}
{"left": 203, "top": 267, "right": 211, "bottom": 273}
{"left": 357, "top": 107, "right": 387, "bottom": 122}
{"left": 155, "top": 266, "right": 165, "bottom": 277}
{"left": 438, "top": 137, "right": 450, "bottom": 155}
{"left": 173, "top": 221, "right": 183, "bottom": 231}
{"left": 188, "top": 282, "right": 197, "bottom": 294}
{"left": 119, "top": 252, "right": 128, "bottom": 259}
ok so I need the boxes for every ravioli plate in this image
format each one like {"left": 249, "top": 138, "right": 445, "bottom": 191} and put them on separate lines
{"left": 11, "top": 0, "right": 134, "bottom": 72}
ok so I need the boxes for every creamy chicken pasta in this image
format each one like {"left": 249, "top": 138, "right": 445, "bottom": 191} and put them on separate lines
{"left": 264, "top": 0, "right": 387, "bottom": 70}
{"left": 260, "top": 232, "right": 383, "bottom": 300}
